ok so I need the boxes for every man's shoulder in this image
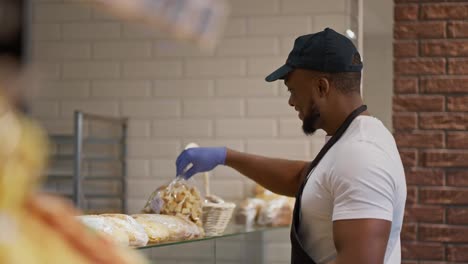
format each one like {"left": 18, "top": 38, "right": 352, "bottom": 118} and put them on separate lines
{"left": 331, "top": 139, "right": 403, "bottom": 181}
{"left": 334, "top": 139, "right": 385, "bottom": 163}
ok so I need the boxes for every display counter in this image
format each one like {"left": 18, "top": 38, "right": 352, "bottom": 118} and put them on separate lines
{"left": 137, "top": 224, "right": 290, "bottom": 264}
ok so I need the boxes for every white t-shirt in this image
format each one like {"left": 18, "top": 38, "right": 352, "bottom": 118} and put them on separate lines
{"left": 299, "top": 116, "right": 406, "bottom": 264}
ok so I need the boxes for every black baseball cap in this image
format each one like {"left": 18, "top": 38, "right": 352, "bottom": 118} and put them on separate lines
{"left": 265, "top": 28, "right": 363, "bottom": 82}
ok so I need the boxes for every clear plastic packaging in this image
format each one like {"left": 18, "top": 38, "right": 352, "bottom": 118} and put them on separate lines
{"left": 76, "top": 215, "right": 129, "bottom": 246}
{"left": 131, "top": 216, "right": 170, "bottom": 243}
{"left": 132, "top": 214, "right": 203, "bottom": 241}
{"left": 256, "top": 197, "right": 293, "bottom": 227}
{"left": 101, "top": 214, "right": 149, "bottom": 247}
{"left": 235, "top": 198, "right": 266, "bottom": 227}
{"left": 143, "top": 177, "right": 203, "bottom": 227}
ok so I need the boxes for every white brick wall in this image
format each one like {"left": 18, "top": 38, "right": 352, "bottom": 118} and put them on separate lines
{"left": 183, "top": 99, "right": 244, "bottom": 117}
{"left": 153, "top": 80, "right": 215, "bottom": 97}
{"left": 36, "top": 81, "right": 90, "bottom": 99}
{"left": 91, "top": 80, "right": 152, "bottom": 98}
{"left": 62, "top": 61, "right": 120, "bottom": 79}
{"left": 92, "top": 41, "right": 152, "bottom": 59}
{"left": 27, "top": 0, "right": 357, "bottom": 262}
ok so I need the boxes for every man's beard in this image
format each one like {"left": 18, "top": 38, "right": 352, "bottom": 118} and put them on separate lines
{"left": 302, "top": 107, "right": 320, "bottom": 135}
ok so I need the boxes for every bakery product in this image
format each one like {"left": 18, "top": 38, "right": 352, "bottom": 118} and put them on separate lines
{"left": 101, "top": 214, "right": 149, "bottom": 247}
{"left": 77, "top": 215, "right": 129, "bottom": 246}
{"left": 132, "top": 216, "right": 171, "bottom": 243}
{"left": 25, "top": 194, "right": 147, "bottom": 264}
{"left": 143, "top": 179, "right": 203, "bottom": 227}
{"left": 132, "top": 214, "right": 203, "bottom": 241}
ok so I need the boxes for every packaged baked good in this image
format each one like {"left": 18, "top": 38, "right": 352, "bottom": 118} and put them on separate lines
{"left": 235, "top": 198, "right": 266, "bottom": 227}
{"left": 101, "top": 214, "right": 149, "bottom": 247}
{"left": 132, "top": 216, "right": 171, "bottom": 243}
{"left": 143, "top": 178, "right": 203, "bottom": 226}
{"left": 256, "top": 197, "right": 293, "bottom": 227}
{"left": 132, "top": 214, "right": 203, "bottom": 241}
{"left": 76, "top": 215, "right": 129, "bottom": 246}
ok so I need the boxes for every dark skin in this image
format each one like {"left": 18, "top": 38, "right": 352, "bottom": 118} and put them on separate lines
{"left": 225, "top": 69, "right": 391, "bottom": 264}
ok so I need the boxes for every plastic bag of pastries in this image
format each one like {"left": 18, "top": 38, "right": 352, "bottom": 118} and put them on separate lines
{"left": 143, "top": 177, "right": 203, "bottom": 227}
{"left": 101, "top": 214, "right": 149, "bottom": 247}
{"left": 76, "top": 215, "right": 129, "bottom": 246}
{"left": 133, "top": 214, "right": 203, "bottom": 241}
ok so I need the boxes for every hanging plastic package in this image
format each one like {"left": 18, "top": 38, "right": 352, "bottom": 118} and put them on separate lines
{"left": 143, "top": 177, "right": 203, "bottom": 227}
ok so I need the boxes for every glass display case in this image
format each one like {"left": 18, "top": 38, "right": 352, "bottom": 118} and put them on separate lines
{"left": 137, "top": 224, "right": 290, "bottom": 264}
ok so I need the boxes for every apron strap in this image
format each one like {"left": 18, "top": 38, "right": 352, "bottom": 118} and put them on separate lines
{"left": 290, "top": 105, "right": 368, "bottom": 264}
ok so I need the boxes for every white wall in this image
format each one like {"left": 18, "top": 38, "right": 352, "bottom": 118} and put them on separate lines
{"left": 27, "top": 0, "right": 357, "bottom": 262}
{"left": 362, "top": 0, "right": 393, "bottom": 129}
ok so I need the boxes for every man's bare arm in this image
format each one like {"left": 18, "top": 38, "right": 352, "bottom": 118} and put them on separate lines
{"left": 225, "top": 148, "right": 310, "bottom": 197}
{"left": 332, "top": 219, "right": 391, "bottom": 264}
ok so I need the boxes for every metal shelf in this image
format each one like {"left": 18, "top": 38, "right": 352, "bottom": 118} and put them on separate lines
{"left": 45, "top": 111, "right": 128, "bottom": 213}
{"left": 84, "top": 194, "right": 124, "bottom": 199}
{"left": 47, "top": 174, "right": 124, "bottom": 181}
{"left": 50, "top": 135, "right": 123, "bottom": 145}
{"left": 51, "top": 154, "right": 122, "bottom": 163}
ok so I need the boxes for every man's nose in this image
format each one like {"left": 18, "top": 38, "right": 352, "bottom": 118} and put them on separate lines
{"left": 288, "top": 95, "right": 295, "bottom": 107}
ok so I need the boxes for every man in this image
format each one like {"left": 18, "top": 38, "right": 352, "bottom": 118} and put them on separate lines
{"left": 175, "top": 28, "right": 406, "bottom": 264}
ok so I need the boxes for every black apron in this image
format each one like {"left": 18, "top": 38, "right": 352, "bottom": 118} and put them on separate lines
{"left": 290, "top": 105, "right": 368, "bottom": 264}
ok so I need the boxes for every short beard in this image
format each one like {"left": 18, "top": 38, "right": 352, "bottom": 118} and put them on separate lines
{"left": 302, "top": 111, "right": 320, "bottom": 135}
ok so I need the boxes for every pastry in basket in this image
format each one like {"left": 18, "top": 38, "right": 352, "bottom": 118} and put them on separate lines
{"left": 132, "top": 216, "right": 171, "bottom": 243}
{"left": 143, "top": 178, "right": 203, "bottom": 227}
{"left": 77, "top": 215, "right": 129, "bottom": 246}
{"left": 101, "top": 214, "right": 149, "bottom": 247}
{"left": 133, "top": 214, "right": 203, "bottom": 241}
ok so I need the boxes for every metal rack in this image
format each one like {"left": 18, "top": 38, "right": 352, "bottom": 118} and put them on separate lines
{"left": 44, "top": 111, "right": 128, "bottom": 213}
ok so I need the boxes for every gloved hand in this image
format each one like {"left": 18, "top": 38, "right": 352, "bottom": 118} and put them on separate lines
{"left": 175, "top": 147, "right": 227, "bottom": 179}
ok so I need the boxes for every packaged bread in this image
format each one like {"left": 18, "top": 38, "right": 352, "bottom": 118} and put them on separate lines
{"left": 133, "top": 214, "right": 203, "bottom": 241}
{"left": 76, "top": 215, "right": 129, "bottom": 246}
{"left": 101, "top": 214, "right": 149, "bottom": 247}
{"left": 143, "top": 178, "right": 203, "bottom": 226}
{"left": 256, "top": 197, "right": 293, "bottom": 227}
{"left": 22, "top": 193, "right": 148, "bottom": 264}
{"left": 132, "top": 216, "right": 171, "bottom": 243}
{"left": 235, "top": 198, "right": 266, "bottom": 227}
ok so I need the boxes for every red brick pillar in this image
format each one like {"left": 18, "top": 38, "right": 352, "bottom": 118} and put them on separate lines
{"left": 394, "top": 1, "right": 468, "bottom": 263}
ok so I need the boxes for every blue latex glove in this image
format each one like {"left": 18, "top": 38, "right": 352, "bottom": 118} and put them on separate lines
{"left": 175, "top": 147, "right": 227, "bottom": 179}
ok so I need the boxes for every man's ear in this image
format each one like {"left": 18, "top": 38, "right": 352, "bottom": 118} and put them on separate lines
{"left": 317, "top": 77, "right": 330, "bottom": 98}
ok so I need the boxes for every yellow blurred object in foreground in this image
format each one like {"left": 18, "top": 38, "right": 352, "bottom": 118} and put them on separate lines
{"left": 0, "top": 91, "right": 148, "bottom": 264}
{"left": 0, "top": 92, "right": 48, "bottom": 211}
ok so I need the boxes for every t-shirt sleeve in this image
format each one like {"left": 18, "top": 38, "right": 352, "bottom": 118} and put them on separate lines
{"left": 331, "top": 141, "right": 396, "bottom": 222}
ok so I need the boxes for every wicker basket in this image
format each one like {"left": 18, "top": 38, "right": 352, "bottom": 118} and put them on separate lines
{"left": 202, "top": 200, "right": 236, "bottom": 236}
{"left": 201, "top": 169, "right": 236, "bottom": 236}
